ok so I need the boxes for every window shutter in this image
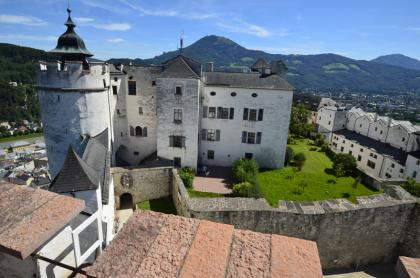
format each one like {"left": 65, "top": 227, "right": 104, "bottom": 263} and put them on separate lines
{"left": 130, "top": 126, "right": 134, "bottom": 136}
{"left": 242, "top": 131, "right": 247, "bottom": 143}
{"left": 229, "top": 108, "right": 234, "bottom": 119}
{"left": 143, "top": 127, "right": 148, "bottom": 137}
{"left": 216, "top": 130, "right": 221, "bottom": 141}
{"left": 217, "top": 107, "right": 222, "bottom": 119}
{"left": 258, "top": 109, "right": 264, "bottom": 121}
{"left": 203, "top": 106, "right": 208, "bottom": 118}
{"left": 257, "top": 132, "right": 262, "bottom": 144}
{"left": 201, "top": 129, "right": 207, "bottom": 141}
{"left": 243, "top": 108, "right": 248, "bottom": 120}
{"left": 169, "top": 136, "right": 173, "bottom": 147}
{"left": 182, "top": 137, "right": 186, "bottom": 148}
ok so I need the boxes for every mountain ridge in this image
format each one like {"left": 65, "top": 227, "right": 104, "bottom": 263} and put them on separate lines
{"left": 371, "top": 54, "right": 420, "bottom": 71}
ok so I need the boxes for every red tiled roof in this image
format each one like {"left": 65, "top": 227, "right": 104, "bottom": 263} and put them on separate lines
{"left": 83, "top": 210, "right": 323, "bottom": 277}
{"left": 395, "top": 256, "right": 420, "bottom": 278}
{"left": 0, "top": 181, "right": 85, "bottom": 259}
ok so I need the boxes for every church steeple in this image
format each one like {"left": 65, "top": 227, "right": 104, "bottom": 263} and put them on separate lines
{"left": 50, "top": 8, "right": 93, "bottom": 61}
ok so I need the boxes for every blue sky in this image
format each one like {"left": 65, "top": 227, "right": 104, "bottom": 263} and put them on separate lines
{"left": 0, "top": 0, "right": 419, "bottom": 61}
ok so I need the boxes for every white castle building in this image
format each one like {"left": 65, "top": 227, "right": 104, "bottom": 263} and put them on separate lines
{"left": 317, "top": 104, "right": 420, "bottom": 182}
{"left": 32, "top": 8, "right": 294, "bottom": 272}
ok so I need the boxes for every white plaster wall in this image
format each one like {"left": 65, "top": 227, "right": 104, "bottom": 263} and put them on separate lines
{"left": 156, "top": 78, "right": 200, "bottom": 169}
{"left": 331, "top": 134, "right": 384, "bottom": 177}
{"left": 346, "top": 112, "right": 358, "bottom": 131}
{"left": 317, "top": 107, "right": 336, "bottom": 132}
{"left": 367, "top": 120, "right": 388, "bottom": 142}
{"left": 200, "top": 86, "right": 292, "bottom": 169}
{"left": 354, "top": 116, "right": 372, "bottom": 136}
{"left": 405, "top": 154, "right": 420, "bottom": 182}
{"left": 386, "top": 125, "right": 409, "bottom": 151}
{"left": 380, "top": 157, "right": 405, "bottom": 180}
{"left": 102, "top": 178, "right": 115, "bottom": 244}
{"left": 37, "top": 63, "right": 112, "bottom": 178}
{"left": 332, "top": 110, "right": 347, "bottom": 131}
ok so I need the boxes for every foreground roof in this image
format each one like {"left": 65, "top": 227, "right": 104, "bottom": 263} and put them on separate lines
{"left": 0, "top": 181, "right": 84, "bottom": 259}
{"left": 81, "top": 210, "right": 322, "bottom": 277}
{"left": 160, "top": 55, "right": 202, "bottom": 79}
{"left": 203, "top": 71, "right": 293, "bottom": 90}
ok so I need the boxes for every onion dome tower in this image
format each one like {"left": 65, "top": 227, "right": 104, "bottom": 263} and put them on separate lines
{"left": 50, "top": 8, "right": 93, "bottom": 62}
{"left": 37, "top": 8, "right": 112, "bottom": 179}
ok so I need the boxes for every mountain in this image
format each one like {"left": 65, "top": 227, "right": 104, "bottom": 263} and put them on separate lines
{"left": 109, "top": 35, "right": 420, "bottom": 93}
{"left": 371, "top": 54, "right": 420, "bottom": 71}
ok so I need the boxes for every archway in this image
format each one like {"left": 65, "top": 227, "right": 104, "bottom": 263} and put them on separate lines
{"left": 115, "top": 144, "right": 130, "bottom": 167}
{"left": 120, "top": 193, "right": 134, "bottom": 210}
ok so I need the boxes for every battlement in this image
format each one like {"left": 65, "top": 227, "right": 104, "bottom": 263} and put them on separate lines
{"left": 37, "top": 61, "right": 110, "bottom": 91}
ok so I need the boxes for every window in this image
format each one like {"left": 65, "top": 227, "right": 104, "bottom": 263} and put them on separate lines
{"left": 402, "top": 137, "right": 405, "bottom": 142}
{"left": 210, "top": 91, "right": 216, "bottom": 96}
{"left": 252, "top": 93, "right": 258, "bottom": 98}
{"left": 380, "top": 131, "right": 383, "bottom": 135}
{"left": 357, "top": 155, "right": 362, "bottom": 162}
{"left": 245, "top": 153, "right": 253, "bottom": 159}
{"left": 247, "top": 132, "right": 256, "bottom": 144}
{"left": 328, "top": 121, "right": 331, "bottom": 125}
{"left": 217, "top": 107, "right": 229, "bottom": 119}
{"left": 417, "top": 160, "right": 420, "bottom": 166}
{"left": 349, "top": 151, "right": 352, "bottom": 155}
{"left": 369, "top": 153, "right": 378, "bottom": 159}
{"left": 351, "top": 144, "right": 354, "bottom": 147}
{"left": 360, "top": 124, "right": 362, "bottom": 128}
{"left": 258, "top": 109, "right": 264, "bottom": 121}
{"left": 229, "top": 108, "right": 234, "bottom": 120}
{"left": 128, "top": 81, "right": 136, "bottom": 95}
{"left": 208, "top": 107, "right": 216, "bottom": 118}
{"left": 174, "top": 157, "right": 181, "bottom": 167}
{"left": 319, "top": 116, "right": 322, "bottom": 120}
{"left": 139, "top": 107, "right": 143, "bottom": 115}
{"left": 367, "top": 160, "right": 376, "bottom": 169}
{"left": 120, "top": 132, "right": 123, "bottom": 137}
{"left": 114, "top": 77, "right": 118, "bottom": 82}
{"left": 375, "top": 127, "right": 378, "bottom": 131}
{"left": 231, "top": 92, "right": 237, "bottom": 97}
{"left": 242, "top": 131, "right": 247, "bottom": 143}
{"left": 152, "top": 81, "right": 156, "bottom": 86}
{"left": 202, "top": 129, "right": 220, "bottom": 141}
{"left": 174, "top": 109, "right": 182, "bottom": 124}
{"left": 57, "top": 95, "right": 60, "bottom": 103}
{"left": 130, "top": 126, "right": 134, "bottom": 136}
{"left": 133, "top": 151, "right": 139, "bottom": 155}
{"left": 143, "top": 127, "right": 147, "bottom": 137}
{"left": 413, "top": 171, "right": 417, "bottom": 178}
{"left": 385, "top": 173, "right": 391, "bottom": 178}
{"left": 400, "top": 168, "right": 404, "bottom": 174}
{"left": 117, "top": 109, "right": 120, "bottom": 115}
{"left": 256, "top": 132, "right": 262, "bottom": 144}
{"left": 243, "top": 108, "right": 249, "bottom": 120}
{"left": 391, "top": 163, "right": 395, "bottom": 168}
{"left": 342, "top": 140, "right": 345, "bottom": 143}
{"left": 340, "top": 146, "right": 344, "bottom": 152}
{"left": 169, "top": 136, "right": 185, "bottom": 148}
{"left": 135, "top": 126, "right": 142, "bottom": 137}
{"left": 249, "top": 109, "right": 257, "bottom": 121}
{"left": 360, "top": 148, "right": 364, "bottom": 152}
{"left": 175, "top": 86, "right": 182, "bottom": 96}
{"left": 207, "top": 150, "right": 214, "bottom": 160}
{"left": 112, "top": 85, "right": 118, "bottom": 95}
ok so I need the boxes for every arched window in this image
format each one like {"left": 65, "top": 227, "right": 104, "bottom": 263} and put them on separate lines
{"left": 129, "top": 126, "right": 134, "bottom": 136}
{"left": 135, "top": 126, "right": 142, "bottom": 137}
{"left": 143, "top": 127, "right": 148, "bottom": 137}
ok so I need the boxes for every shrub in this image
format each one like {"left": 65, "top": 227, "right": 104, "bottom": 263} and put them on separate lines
{"left": 327, "top": 179, "right": 336, "bottom": 184}
{"left": 309, "top": 147, "right": 317, "bottom": 151}
{"left": 294, "top": 152, "right": 306, "bottom": 168}
{"left": 179, "top": 167, "right": 195, "bottom": 188}
{"left": 332, "top": 153, "right": 356, "bottom": 176}
{"left": 284, "top": 146, "right": 294, "bottom": 166}
{"left": 403, "top": 178, "right": 420, "bottom": 197}
{"left": 232, "top": 182, "right": 261, "bottom": 198}
{"left": 287, "top": 134, "right": 296, "bottom": 145}
{"left": 232, "top": 158, "right": 259, "bottom": 184}
{"left": 321, "top": 143, "right": 329, "bottom": 152}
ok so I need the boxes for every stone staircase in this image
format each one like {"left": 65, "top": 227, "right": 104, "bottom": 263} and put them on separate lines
{"left": 81, "top": 210, "right": 323, "bottom": 277}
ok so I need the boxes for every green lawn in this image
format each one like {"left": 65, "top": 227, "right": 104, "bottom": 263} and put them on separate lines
{"left": 0, "top": 133, "right": 44, "bottom": 143}
{"left": 187, "top": 189, "right": 226, "bottom": 198}
{"left": 137, "top": 197, "right": 177, "bottom": 215}
{"left": 258, "top": 139, "right": 382, "bottom": 206}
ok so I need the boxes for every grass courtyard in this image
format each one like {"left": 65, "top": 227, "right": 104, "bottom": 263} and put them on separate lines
{"left": 258, "top": 139, "right": 382, "bottom": 206}
{"left": 137, "top": 197, "right": 177, "bottom": 215}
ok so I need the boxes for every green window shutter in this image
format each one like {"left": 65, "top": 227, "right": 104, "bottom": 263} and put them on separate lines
{"left": 258, "top": 109, "right": 264, "bottom": 121}
{"left": 203, "top": 106, "right": 208, "bottom": 118}
{"left": 242, "top": 131, "right": 247, "bottom": 143}
{"left": 216, "top": 130, "right": 221, "bottom": 141}
{"left": 243, "top": 108, "right": 248, "bottom": 120}
{"left": 257, "top": 132, "right": 262, "bottom": 144}
{"left": 229, "top": 108, "right": 234, "bottom": 119}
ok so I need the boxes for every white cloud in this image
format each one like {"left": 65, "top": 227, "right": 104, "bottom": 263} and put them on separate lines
{"left": 0, "top": 34, "right": 56, "bottom": 41}
{"left": 0, "top": 14, "right": 47, "bottom": 26}
{"left": 118, "top": 0, "right": 220, "bottom": 20}
{"left": 107, "top": 38, "right": 125, "bottom": 43}
{"left": 94, "top": 23, "right": 131, "bottom": 31}
{"left": 74, "top": 17, "right": 95, "bottom": 23}
{"left": 218, "top": 19, "right": 273, "bottom": 38}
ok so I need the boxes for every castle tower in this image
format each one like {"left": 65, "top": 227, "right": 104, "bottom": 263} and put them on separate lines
{"left": 37, "top": 8, "right": 113, "bottom": 178}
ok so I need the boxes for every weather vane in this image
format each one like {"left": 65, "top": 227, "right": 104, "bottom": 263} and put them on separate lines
{"left": 67, "top": 0, "right": 71, "bottom": 14}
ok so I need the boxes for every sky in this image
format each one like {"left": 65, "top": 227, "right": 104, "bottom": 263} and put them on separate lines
{"left": 0, "top": 0, "right": 419, "bottom": 61}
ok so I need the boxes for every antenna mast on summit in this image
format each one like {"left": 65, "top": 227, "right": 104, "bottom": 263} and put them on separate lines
{"left": 179, "top": 31, "right": 184, "bottom": 55}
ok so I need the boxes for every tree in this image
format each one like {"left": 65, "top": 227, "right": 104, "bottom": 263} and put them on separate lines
{"left": 294, "top": 152, "right": 306, "bottom": 169}
{"left": 289, "top": 103, "right": 313, "bottom": 137}
{"left": 332, "top": 154, "right": 357, "bottom": 176}
{"left": 284, "top": 147, "right": 294, "bottom": 166}
{"left": 352, "top": 176, "right": 361, "bottom": 195}
{"left": 403, "top": 178, "right": 420, "bottom": 197}
{"left": 232, "top": 158, "right": 259, "bottom": 184}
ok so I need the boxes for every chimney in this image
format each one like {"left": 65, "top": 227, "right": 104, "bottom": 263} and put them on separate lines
{"left": 270, "top": 60, "right": 288, "bottom": 79}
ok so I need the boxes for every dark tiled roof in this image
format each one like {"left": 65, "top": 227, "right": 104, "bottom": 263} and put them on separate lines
{"left": 408, "top": 151, "right": 420, "bottom": 160}
{"left": 334, "top": 129, "right": 408, "bottom": 165}
{"left": 251, "top": 58, "right": 269, "bottom": 69}
{"left": 160, "top": 55, "right": 201, "bottom": 79}
{"left": 0, "top": 181, "right": 84, "bottom": 259}
{"left": 50, "top": 129, "right": 110, "bottom": 204}
{"left": 203, "top": 71, "right": 293, "bottom": 90}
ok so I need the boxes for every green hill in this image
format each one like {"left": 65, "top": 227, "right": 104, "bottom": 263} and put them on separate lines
{"left": 371, "top": 54, "right": 420, "bottom": 71}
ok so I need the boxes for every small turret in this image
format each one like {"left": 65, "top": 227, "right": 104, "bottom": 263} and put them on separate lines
{"left": 50, "top": 8, "right": 93, "bottom": 62}
{"left": 270, "top": 60, "right": 288, "bottom": 79}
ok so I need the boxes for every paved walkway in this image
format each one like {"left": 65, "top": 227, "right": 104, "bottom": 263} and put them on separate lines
{"left": 193, "top": 166, "right": 233, "bottom": 194}
{"left": 115, "top": 209, "right": 133, "bottom": 232}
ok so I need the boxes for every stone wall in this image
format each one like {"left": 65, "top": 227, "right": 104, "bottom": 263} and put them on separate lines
{"left": 401, "top": 202, "right": 420, "bottom": 258}
{"left": 111, "top": 166, "right": 172, "bottom": 209}
{"left": 171, "top": 170, "right": 419, "bottom": 269}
